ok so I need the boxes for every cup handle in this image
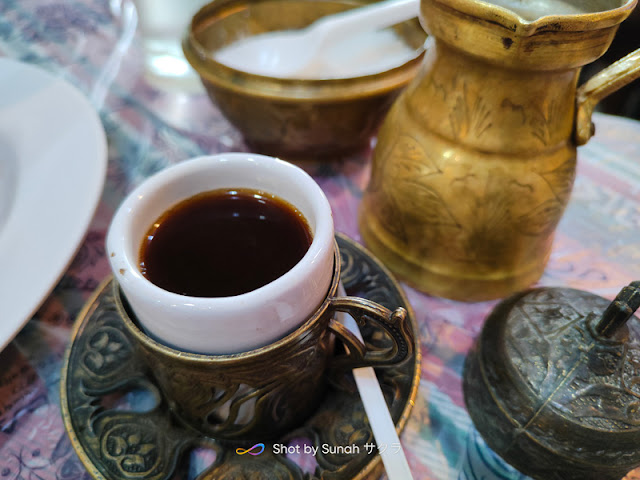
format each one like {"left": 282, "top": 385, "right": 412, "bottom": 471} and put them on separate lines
{"left": 327, "top": 297, "right": 413, "bottom": 371}
{"left": 575, "top": 48, "right": 640, "bottom": 146}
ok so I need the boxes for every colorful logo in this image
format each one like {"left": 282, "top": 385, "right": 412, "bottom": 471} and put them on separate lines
{"left": 236, "top": 443, "right": 265, "bottom": 456}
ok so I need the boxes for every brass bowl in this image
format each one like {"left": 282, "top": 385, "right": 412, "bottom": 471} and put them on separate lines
{"left": 183, "top": 0, "right": 426, "bottom": 159}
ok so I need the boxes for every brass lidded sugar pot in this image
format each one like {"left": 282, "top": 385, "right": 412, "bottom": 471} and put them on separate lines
{"left": 464, "top": 282, "right": 640, "bottom": 480}
{"left": 359, "top": 0, "right": 640, "bottom": 301}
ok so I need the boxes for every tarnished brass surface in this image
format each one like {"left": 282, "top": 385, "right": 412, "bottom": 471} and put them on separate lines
{"left": 463, "top": 283, "right": 640, "bottom": 480}
{"left": 359, "top": 0, "right": 640, "bottom": 301}
{"left": 60, "top": 234, "right": 421, "bottom": 480}
{"left": 112, "top": 244, "right": 411, "bottom": 442}
{"left": 183, "top": 0, "right": 426, "bottom": 160}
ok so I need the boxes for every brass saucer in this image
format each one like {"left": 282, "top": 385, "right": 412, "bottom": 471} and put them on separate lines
{"left": 60, "top": 233, "right": 420, "bottom": 480}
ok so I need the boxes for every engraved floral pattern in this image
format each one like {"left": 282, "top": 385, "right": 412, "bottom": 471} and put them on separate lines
{"left": 378, "top": 134, "right": 459, "bottom": 245}
{"left": 530, "top": 98, "right": 565, "bottom": 147}
{"left": 449, "top": 81, "right": 493, "bottom": 141}
{"left": 81, "top": 324, "right": 131, "bottom": 377}
{"left": 103, "top": 426, "right": 160, "bottom": 474}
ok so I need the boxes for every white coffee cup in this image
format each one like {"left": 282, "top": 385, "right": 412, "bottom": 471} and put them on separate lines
{"left": 106, "top": 153, "right": 334, "bottom": 354}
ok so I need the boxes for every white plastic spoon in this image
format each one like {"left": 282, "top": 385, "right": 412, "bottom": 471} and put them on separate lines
{"left": 214, "top": 0, "right": 420, "bottom": 78}
{"left": 336, "top": 284, "right": 414, "bottom": 480}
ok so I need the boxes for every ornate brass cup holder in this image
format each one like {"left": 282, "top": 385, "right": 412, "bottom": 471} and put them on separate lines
{"left": 60, "top": 234, "right": 420, "bottom": 480}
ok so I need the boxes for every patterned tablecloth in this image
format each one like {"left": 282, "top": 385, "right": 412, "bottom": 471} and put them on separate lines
{"left": 1, "top": 1, "right": 640, "bottom": 479}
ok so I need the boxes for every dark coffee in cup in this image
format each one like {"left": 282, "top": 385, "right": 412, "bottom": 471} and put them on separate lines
{"left": 139, "top": 188, "right": 312, "bottom": 297}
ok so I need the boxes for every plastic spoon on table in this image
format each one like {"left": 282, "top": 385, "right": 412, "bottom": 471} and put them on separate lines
{"left": 214, "top": 0, "right": 420, "bottom": 78}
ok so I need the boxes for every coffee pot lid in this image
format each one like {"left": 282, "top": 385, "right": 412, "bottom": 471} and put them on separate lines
{"left": 464, "top": 281, "right": 640, "bottom": 480}
{"left": 490, "top": 281, "right": 640, "bottom": 429}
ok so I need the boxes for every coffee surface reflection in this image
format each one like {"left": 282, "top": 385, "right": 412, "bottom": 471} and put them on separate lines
{"left": 139, "top": 188, "right": 312, "bottom": 297}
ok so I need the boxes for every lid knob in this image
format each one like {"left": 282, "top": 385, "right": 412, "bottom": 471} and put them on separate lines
{"left": 595, "top": 281, "right": 640, "bottom": 338}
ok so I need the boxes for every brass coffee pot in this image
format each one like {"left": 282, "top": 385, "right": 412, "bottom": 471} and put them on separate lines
{"left": 463, "top": 281, "right": 640, "bottom": 480}
{"left": 359, "top": 0, "right": 640, "bottom": 301}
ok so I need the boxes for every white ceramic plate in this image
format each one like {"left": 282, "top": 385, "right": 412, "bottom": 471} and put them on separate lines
{"left": 0, "top": 58, "right": 107, "bottom": 351}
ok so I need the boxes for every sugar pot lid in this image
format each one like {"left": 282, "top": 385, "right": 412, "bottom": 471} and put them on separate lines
{"left": 464, "top": 282, "right": 640, "bottom": 480}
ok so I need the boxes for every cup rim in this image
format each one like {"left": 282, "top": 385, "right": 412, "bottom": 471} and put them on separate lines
{"left": 107, "top": 153, "right": 334, "bottom": 313}
{"left": 114, "top": 246, "right": 341, "bottom": 362}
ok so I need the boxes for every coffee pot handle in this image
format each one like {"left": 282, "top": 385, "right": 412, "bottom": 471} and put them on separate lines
{"left": 326, "top": 297, "right": 413, "bottom": 371}
{"left": 575, "top": 48, "right": 640, "bottom": 146}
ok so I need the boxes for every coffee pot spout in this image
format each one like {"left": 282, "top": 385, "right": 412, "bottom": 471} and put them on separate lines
{"left": 575, "top": 49, "right": 640, "bottom": 145}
